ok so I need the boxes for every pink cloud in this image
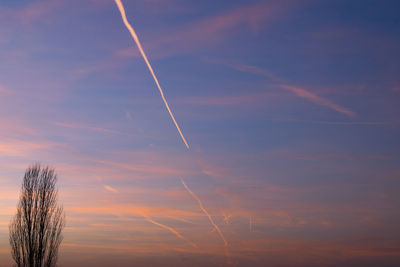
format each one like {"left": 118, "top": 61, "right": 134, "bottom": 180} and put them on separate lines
{"left": 220, "top": 62, "right": 356, "bottom": 117}
{"left": 19, "top": 0, "right": 65, "bottom": 24}
{"left": 76, "top": 1, "right": 298, "bottom": 78}
{"left": 115, "top": 1, "right": 292, "bottom": 58}
{"left": 0, "top": 136, "right": 63, "bottom": 157}
{"left": 0, "top": 0, "right": 66, "bottom": 25}
{"left": 278, "top": 84, "right": 356, "bottom": 117}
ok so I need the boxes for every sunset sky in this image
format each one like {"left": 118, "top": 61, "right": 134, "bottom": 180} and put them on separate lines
{"left": 1, "top": 0, "right": 400, "bottom": 266}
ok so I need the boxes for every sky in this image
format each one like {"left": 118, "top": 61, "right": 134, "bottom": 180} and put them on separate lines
{"left": 0, "top": 0, "right": 400, "bottom": 266}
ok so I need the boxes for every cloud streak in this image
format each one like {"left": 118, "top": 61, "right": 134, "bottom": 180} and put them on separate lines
{"left": 50, "top": 121, "right": 121, "bottom": 135}
{"left": 141, "top": 213, "right": 198, "bottom": 249}
{"left": 180, "top": 179, "right": 230, "bottom": 263}
{"left": 180, "top": 179, "right": 227, "bottom": 245}
{"left": 114, "top": 0, "right": 190, "bottom": 149}
{"left": 278, "top": 84, "right": 356, "bottom": 118}
{"left": 103, "top": 185, "right": 119, "bottom": 194}
{"left": 222, "top": 62, "right": 356, "bottom": 118}
{"left": 116, "top": 0, "right": 295, "bottom": 59}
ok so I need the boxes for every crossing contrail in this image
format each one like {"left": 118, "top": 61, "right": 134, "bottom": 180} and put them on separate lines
{"left": 114, "top": 0, "right": 190, "bottom": 149}
{"left": 180, "top": 179, "right": 231, "bottom": 263}
{"left": 141, "top": 213, "right": 198, "bottom": 249}
{"left": 180, "top": 179, "right": 228, "bottom": 246}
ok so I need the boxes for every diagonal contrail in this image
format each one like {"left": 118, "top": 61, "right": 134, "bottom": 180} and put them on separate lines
{"left": 141, "top": 213, "right": 198, "bottom": 249}
{"left": 180, "top": 179, "right": 227, "bottom": 246}
{"left": 181, "top": 179, "right": 231, "bottom": 263}
{"left": 114, "top": 0, "right": 190, "bottom": 149}
{"left": 215, "top": 61, "right": 356, "bottom": 118}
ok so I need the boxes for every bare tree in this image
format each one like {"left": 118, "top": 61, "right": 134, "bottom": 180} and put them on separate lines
{"left": 9, "top": 164, "right": 65, "bottom": 267}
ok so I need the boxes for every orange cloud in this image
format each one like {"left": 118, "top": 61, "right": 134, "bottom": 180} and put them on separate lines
{"left": 141, "top": 213, "right": 198, "bottom": 249}
{"left": 103, "top": 185, "right": 119, "bottom": 194}
{"left": 0, "top": 136, "right": 60, "bottom": 157}
{"left": 68, "top": 204, "right": 200, "bottom": 218}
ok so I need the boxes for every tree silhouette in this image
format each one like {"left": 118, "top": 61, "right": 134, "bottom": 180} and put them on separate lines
{"left": 9, "top": 165, "right": 65, "bottom": 267}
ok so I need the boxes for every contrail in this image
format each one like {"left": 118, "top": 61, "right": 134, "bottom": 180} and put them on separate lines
{"left": 180, "top": 179, "right": 227, "bottom": 246}
{"left": 278, "top": 84, "right": 356, "bottom": 118}
{"left": 181, "top": 179, "right": 231, "bottom": 264}
{"left": 114, "top": 0, "right": 190, "bottom": 149}
{"left": 141, "top": 213, "right": 198, "bottom": 249}
{"left": 215, "top": 61, "right": 356, "bottom": 118}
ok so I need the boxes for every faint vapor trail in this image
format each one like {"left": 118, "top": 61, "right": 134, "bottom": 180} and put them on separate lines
{"left": 180, "top": 179, "right": 228, "bottom": 246}
{"left": 279, "top": 84, "right": 356, "bottom": 118}
{"left": 181, "top": 179, "right": 231, "bottom": 263}
{"left": 213, "top": 60, "right": 356, "bottom": 118}
{"left": 114, "top": 0, "right": 190, "bottom": 149}
{"left": 141, "top": 213, "right": 198, "bottom": 249}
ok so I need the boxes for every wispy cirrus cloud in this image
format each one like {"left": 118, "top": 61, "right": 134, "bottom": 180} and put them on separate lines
{"left": 180, "top": 179, "right": 230, "bottom": 263}
{"left": 0, "top": 136, "right": 61, "bottom": 157}
{"left": 219, "top": 62, "right": 356, "bottom": 118}
{"left": 141, "top": 212, "right": 198, "bottom": 249}
{"left": 68, "top": 204, "right": 201, "bottom": 219}
{"left": 74, "top": 0, "right": 298, "bottom": 78}
{"left": 278, "top": 84, "right": 356, "bottom": 117}
{"left": 0, "top": 0, "right": 66, "bottom": 24}
{"left": 50, "top": 121, "right": 122, "bottom": 135}
{"left": 103, "top": 185, "right": 119, "bottom": 194}
{"left": 115, "top": 1, "right": 295, "bottom": 58}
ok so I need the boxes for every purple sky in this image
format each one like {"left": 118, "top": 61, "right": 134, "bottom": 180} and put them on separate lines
{"left": 1, "top": 0, "right": 400, "bottom": 266}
